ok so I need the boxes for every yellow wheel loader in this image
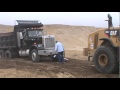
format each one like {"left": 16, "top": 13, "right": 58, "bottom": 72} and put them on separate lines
{"left": 88, "top": 14, "right": 120, "bottom": 74}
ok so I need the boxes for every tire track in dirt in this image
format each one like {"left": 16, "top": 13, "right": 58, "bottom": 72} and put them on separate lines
{"left": 0, "top": 58, "right": 118, "bottom": 78}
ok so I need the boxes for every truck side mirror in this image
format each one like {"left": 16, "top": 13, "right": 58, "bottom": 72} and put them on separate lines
{"left": 20, "top": 32, "right": 23, "bottom": 39}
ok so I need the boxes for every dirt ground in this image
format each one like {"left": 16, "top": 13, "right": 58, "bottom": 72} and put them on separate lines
{"left": 0, "top": 50, "right": 118, "bottom": 78}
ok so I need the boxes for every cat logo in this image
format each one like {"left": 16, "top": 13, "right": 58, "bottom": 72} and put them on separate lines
{"left": 105, "top": 30, "right": 118, "bottom": 37}
{"left": 110, "top": 31, "right": 117, "bottom": 36}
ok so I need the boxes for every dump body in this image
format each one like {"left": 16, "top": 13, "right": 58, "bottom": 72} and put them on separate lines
{"left": 0, "top": 32, "right": 16, "bottom": 49}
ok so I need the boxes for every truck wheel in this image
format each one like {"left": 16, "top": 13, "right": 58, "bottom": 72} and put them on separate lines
{"left": 93, "top": 46, "right": 118, "bottom": 74}
{"left": 31, "top": 49, "right": 40, "bottom": 62}
{"left": 5, "top": 50, "right": 13, "bottom": 59}
{"left": 0, "top": 50, "right": 5, "bottom": 58}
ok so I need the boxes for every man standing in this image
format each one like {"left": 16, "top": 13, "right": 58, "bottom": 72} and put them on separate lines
{"left": 55, "top": 41, "right": 65, "bottom": 63}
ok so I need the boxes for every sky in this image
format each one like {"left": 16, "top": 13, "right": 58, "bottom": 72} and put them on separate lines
{"left": 0, "top": 12, "right": 119, "bottom": 28}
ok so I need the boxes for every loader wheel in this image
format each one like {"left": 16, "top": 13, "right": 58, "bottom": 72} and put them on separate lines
{"left": 0, "top": 50, "right": 5, "bottom": 58}
{"left": 93, "top": 46, "right": 118, "bottom": 74}
{"left": 31, "top": 49, "right": 40, "bottom": 62}
{"left": 5, "top": 50, "right": 13, "bottom": 59}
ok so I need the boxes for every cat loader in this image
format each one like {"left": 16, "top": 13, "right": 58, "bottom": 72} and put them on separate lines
{"left": 88, "top": 14, "right": 120, "bottom": 74}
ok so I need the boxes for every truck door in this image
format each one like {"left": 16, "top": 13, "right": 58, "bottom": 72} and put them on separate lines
{"left": 17, "top": 32, "right": 23, "bottom": 48}
{"left": 17, "top": 31, "right": 27, "bottom": 47}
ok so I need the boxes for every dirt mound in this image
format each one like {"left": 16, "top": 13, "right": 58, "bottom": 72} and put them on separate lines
{"left": 43, "top": 24, "right": 97, "bottom": 50}
{"left": 0, "top": 24, "right": 13, "bottom": 33}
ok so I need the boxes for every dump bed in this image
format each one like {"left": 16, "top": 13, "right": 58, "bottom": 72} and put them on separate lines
{"left": 0, "top": 32, "right": 17, "bottom": 49}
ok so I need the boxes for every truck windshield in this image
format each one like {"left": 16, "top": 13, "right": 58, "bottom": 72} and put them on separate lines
{"left": 28, "top": 30, "right": 43, "bottom": 37}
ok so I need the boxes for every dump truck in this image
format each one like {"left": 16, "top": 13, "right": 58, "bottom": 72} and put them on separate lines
{"left": 88, "top": 14, "right": 120, "bottom": 73}
{"left": 0, "top": 20, "right": 57, "bottom": 62}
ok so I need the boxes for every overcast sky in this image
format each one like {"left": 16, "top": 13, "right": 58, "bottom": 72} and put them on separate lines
{"left": 0, "top": 12, "right": 119, "bottom": 27}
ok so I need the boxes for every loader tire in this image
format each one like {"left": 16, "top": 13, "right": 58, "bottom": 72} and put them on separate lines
{"left": 93, "top": 46, "right": 118, "bottom": 74}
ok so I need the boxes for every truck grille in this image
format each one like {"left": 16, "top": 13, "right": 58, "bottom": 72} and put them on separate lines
{"left": 44, "top": 37, "right": 55, "bottom": 48}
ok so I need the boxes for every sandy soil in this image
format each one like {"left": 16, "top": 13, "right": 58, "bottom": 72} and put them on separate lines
{"left": 0, "top": 50, "right": 118, "bottom": 78}
{"left": 0, "top": 58, "right": 118, "bottom": 78}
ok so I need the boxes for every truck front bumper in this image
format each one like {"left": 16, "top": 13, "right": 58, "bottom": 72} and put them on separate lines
{"left": 38, "top": 49, "right": 58, "bottom": 56}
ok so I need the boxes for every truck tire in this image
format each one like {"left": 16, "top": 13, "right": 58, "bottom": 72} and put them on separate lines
{"left": 93, "top": 46, "right": 118, "bottom": 74}
{"left": 0, "top": 50, "right": 5, "bottom": 58}
{"left": 5, "top": 50, "right": 13, "bottom": 59}
{"left": 31, "top": 49, "right": 40, "bottom": 62}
